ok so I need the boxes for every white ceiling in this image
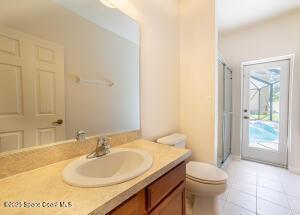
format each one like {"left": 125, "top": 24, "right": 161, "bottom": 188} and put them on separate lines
{"left": 217, "top": 0, "right": 300, "bottom": 32}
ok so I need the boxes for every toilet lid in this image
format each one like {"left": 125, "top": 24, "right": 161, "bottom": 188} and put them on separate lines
{"left": 186, "top": 162, "right": 228, "bottom": 184}
{"left": 157, "top": 133, "right": 186, "bottom": 146}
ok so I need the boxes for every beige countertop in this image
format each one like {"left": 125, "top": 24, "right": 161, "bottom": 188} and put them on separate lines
{"left": 0, "top": 140, "right": 191, "bottom": 215}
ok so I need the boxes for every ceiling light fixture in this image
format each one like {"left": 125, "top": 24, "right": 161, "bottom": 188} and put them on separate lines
{"left": 99, "top": 0, "right": 116, "bottom": 8}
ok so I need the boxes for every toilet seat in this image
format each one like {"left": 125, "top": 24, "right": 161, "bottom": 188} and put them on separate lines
{"left": 186, "top": 161, "right": 228, "bottom": 185}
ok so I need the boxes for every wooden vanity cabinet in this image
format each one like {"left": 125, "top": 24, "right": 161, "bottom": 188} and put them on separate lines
{"left": 108, "top": 162, "right": 186, "bottom": 215}
{"left": 149, "top": 182, "right": 185, "bottom": 215}
{"left": 109, "top": 190, "right": 147, "bottom": 215}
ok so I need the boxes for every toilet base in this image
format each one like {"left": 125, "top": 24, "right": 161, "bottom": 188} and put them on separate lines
{"left": 192, "top": 195, "right": 220, "bottom": 215}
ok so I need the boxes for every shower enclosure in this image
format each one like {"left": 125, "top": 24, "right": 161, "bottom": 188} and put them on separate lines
{"left": 217, "top": 58, "right": 233, "bottom": 167}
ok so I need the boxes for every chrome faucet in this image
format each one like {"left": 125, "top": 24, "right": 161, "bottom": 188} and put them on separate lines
{"left": 76, "top": 131, "right": 86, "bottom": 141}
{"left": 87, "top": 136, "right": 111, "bottom": 159}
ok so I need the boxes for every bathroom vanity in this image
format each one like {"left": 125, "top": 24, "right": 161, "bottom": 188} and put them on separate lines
{"left": 0, "top": 140, "right": 191, "bottom": 215}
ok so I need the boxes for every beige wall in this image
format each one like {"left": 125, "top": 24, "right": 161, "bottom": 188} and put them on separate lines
{"left": 179, "top": 0, "right": 218, "bottom": 164}
{"left": 219, "top": 10, "right": 300, "bottom": 171}
{"left": 116, "top": 1, "right": 219, "bottom": 164}
{"left": 119, "top": 0, "right": 181, "bottom": 140}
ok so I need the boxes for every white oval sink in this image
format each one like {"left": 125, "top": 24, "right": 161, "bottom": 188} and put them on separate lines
{"left": 63, "top": 148, "right": 153, "bottom": 187}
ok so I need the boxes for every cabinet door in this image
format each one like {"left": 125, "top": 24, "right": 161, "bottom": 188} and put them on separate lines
{"left": 147, "top": 162, "right": 186, "bottom": 211}
{"left": 109, "top": 190, "right": 147, "bottom": 215}
{"left": 150, "top": 182, "right": 185, "bottom": 215}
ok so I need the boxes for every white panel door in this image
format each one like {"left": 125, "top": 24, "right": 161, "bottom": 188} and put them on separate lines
{"left": 0, "top": 25, "right": 65, "bottom": 152}
{"left": 242, "top": 59, "right": 290, "bottom": 166}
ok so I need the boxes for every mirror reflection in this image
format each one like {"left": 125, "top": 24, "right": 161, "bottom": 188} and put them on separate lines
{"left": 0, "top": 0, "right": 140, "bottom": 153}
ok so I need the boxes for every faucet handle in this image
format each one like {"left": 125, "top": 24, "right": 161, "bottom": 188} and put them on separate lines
{"left": 102, "top": 136, "right": 112, "bottom": 147}
{"left": 97, "top": 136, "right": 111, "bottom": 147}
{"left": 87, "top": 136, "right": 111, "bottom": 159}
{"left": 76, "top": 131, "right": 86, "bottom": 141}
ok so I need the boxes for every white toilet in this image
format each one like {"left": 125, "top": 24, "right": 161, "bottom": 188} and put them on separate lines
{"left": 157, "top": 133, "right": 228, "bottom": 215}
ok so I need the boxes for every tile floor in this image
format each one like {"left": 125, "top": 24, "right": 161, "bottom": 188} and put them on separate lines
{"left": 220, "top": 160, "right": 300, "bottom": 215}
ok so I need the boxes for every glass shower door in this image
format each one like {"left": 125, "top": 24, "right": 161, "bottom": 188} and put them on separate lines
{"left": 217, "top": 59, "right": 232, "bottom": 167}
{"left": 223, "top": 66, "right": 232, "bottom": 161}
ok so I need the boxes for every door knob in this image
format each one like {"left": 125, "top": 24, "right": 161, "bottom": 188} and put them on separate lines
{"left": 53, "top": 119, "right": 64, "bottom": 125}
{"left": 244, "top": 116, "right": 250, "bottom": 119}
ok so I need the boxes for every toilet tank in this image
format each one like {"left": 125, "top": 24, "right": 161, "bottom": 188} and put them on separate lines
{"left": 157, "top": 133, "right": 186, "bottom": 148}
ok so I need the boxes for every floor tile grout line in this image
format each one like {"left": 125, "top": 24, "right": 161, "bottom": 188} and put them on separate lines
{"left": 256, "top": 167, "right": 292, "bottom": 213}
{"left": 225, "top": 160, "right": 300, "bottom": 214}
{"left": 226, "top": 188, "right": 257, "bottom": 213}
{"left": 229, "top": 160, "right": 300, "bottom": 214}
{"left": 257, "top": 174, "right": 293, "bottom": 212}
{"left": 279, "top": 173, "right": 295, "bottom": 213}
{"left": 226, "top": 199, "right": 257, "bottom": 214}
{"left": 229, "top": 187, "right": 256, "bottom": 198}
{"left": 256, "top": 184, "right": 285, "bottom": 194}
{"left": 256, "top": 173, "right": 258, "bottom": 214}
{"left": 256, "top": 196, "right": 291, "bottom": 210}
{"left": 230, "top": 177, "right": 257, "bottom": 186}
{"left": 256, "top": 185, "right": 294, "bottom": 209}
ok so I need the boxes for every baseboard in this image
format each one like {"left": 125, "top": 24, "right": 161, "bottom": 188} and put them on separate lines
{"left": 289, "top": 166, "right": 300, "bottom": 175}
{"left": 221, "top": 154, "right": 232, "bottom": 170}
{"left": 232, "top": 155, "right": 241, "bottom": 161}
{"left": 243, "top": 157, "right": 285, "bottom": 168}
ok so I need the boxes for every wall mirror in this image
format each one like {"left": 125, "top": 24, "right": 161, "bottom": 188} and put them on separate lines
{"left": 0, "top": 0, "right": 140, "bottom": 153}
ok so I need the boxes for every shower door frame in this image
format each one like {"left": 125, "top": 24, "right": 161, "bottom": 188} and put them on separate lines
{"left": 218, "top": 57, "right": 233, "bottom": 167}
